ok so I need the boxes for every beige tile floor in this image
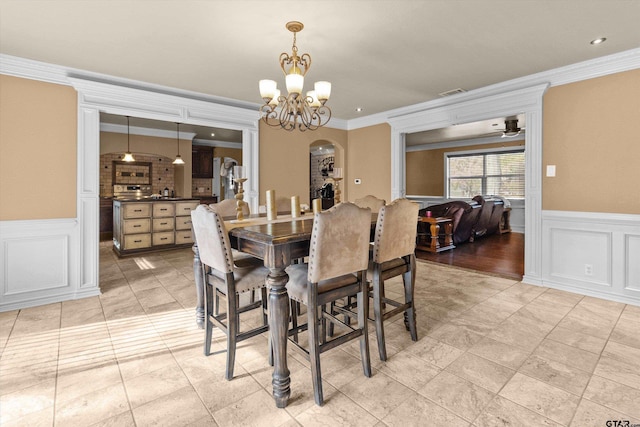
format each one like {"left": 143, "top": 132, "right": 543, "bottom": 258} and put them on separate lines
{"left": 1, "top": 243, "right": 640, "bottom": 426}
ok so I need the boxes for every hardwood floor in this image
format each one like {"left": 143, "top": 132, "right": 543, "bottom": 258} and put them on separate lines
{"left": 415, "top": 231, "right": 524, "bottom": 280}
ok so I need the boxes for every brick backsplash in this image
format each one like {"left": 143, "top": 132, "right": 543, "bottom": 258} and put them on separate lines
{"left": 100, "top": 153, "right": 176, "bottom": 196}
{"left": 192, "top": 178, "right": 214, "bottom": 197}
{"left": 310, "top": 153, "right": 334, "bottom": 199}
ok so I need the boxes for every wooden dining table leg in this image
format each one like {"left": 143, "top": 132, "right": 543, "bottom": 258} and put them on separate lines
{"left": 266, "top": 266, "right": 291, "bottom": 408}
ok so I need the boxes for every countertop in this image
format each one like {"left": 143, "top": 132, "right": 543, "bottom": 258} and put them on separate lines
{"left": 110, "top": 197, "right": 201, "bottom": 203}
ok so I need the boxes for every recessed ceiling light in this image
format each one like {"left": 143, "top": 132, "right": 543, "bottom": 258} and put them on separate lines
{"left": 590, "top": 37, "right": 607, "bottom": 45}
{"left": 355, "top": 107, "right": 363, "bottom": 112}
{"left": 211, "top": 132, "right": 215, "bottom": 137}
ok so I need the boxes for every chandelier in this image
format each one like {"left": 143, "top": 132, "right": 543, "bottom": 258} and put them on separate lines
{"left": 259, "top": 21, "right": 331, "bottom": 131}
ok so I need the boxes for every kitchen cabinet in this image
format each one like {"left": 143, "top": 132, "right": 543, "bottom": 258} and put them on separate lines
{"left": 192, "top": 145, "right": 214, "bottom": 178}
{"left": 100, "top": 198, "right": 114, "bottom": 241}
{"left": 113, "top": 199, "right": 199, "bottom": 256}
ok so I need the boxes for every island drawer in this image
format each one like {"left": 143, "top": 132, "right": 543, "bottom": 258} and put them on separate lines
{"left": 123, "top": 233, "right": 151, "bottom": 250}
{"left": 153, "top": 202, "right": 175, "bottom": 217}
{"left": 123, "top": 203, "right": 151, "bottom": 219}
{"left": 153, "top": 231, "right": 175, "bottom": 246}
{"left": 176, "top": 201, "right": 199, "bottom": 216}
{"left": 123, "top": 218, "right": 151, "bottom": 234}
{"left": 175, "top": 216, "right": 193, "bottom": 230}
{"left": 153, "top": 217, "right": 175, "bottom": 232}
{"left": 175, "top": 230, "right": 194, "bottom": 245}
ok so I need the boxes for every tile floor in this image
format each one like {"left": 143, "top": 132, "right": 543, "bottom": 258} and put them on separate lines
{"left": 1, "top": 243, "right": 640, "bottom": 426}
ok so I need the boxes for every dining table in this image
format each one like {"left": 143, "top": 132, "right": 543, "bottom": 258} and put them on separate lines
{"left": 192, "top": 213, "right": 316, "bottom": 408}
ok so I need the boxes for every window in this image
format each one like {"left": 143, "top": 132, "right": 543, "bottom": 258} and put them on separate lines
{"left": 447, "top": 148, "right": 525, "bottom": 198}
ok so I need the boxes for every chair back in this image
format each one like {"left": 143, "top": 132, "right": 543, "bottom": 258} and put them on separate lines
{"left": 354, "top": 195, "right": 386, "bottom": 213}
{"left": 373, "top": 198, "right": 419, "bottom": 264}
{"left": 191, "top": 205, "right": 234, "bottom": 274}
{"left": 209, "top": 198, "right": 249, "bottom": 218}
{"left": 308, "top": 202, "right": 371, "bottom": 283}
{"left": 276, "top": 197, "right": 292, "bottom": 214}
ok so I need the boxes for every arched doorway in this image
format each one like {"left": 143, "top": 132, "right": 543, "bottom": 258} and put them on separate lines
{"left": 309, "top": 139, "right": 345, "bottom": 207}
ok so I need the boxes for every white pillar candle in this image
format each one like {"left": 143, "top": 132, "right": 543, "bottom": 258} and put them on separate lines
{"left": 312, "top": 198, "right": 322, "bottom": 214}
{"left": 291, "top": 196, "right": 301, "bottom": 218}
{"left": 266, "top": 190, "right": 277, "bottom": 221}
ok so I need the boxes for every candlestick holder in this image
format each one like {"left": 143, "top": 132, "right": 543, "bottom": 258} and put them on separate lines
{"left": 235, "top": 178, "right": 248, "bottom": 221}
{"left": 234, "top": 165, "right": 248, "bottom": 221}
{"left": 333, "top": 177, "right": 343, "bottom": 204}
{"left": 332, "top": 167, "right": 343, "bottom": 204}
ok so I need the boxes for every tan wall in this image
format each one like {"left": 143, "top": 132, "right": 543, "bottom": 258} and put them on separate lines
{"left": 214, "top": 147, "right": 242, "bottom": 163}
{"left": 0, "top": 75, "right": 77, "bottom": 220}
{"left": 406, "top": 140, "right": 525, "bottom": 196}
{"left": 100, "top": 131, "right": 192, "bottom": 197}
{"left": 259, "top": 122, "right": 348, "bottom": 205}
{"left": 406, "top": 149, "right": 446, "bottom": 196}
{"left": 543, "top": 69, "right": 640, "bottom": 214}
{"left": 346, "top": 123, "right": 391, "bottom": 202}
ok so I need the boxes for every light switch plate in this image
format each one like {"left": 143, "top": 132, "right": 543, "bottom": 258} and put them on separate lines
{"left": 546, "top": 165, "right": 556, "bottom": 177}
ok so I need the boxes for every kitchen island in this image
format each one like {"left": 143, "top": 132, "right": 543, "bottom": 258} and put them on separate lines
{"left": 112, "top": 198, "right": 201, "bottom": 256}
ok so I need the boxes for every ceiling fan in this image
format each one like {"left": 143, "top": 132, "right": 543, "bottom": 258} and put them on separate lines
{"left": 501, "top": 118, "right": 524, "bottom": 137}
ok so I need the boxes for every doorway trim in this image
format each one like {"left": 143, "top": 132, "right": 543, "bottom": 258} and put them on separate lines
{"left": 69, "top": 77, "right": 261, "bottom": 291}
{"left": 388, "top": 83, "right": 548, "bottom": 285}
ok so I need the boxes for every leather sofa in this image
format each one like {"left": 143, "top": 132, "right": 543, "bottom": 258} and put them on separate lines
{"left": 417, "top": 196, "right": 506, "bottom": 245}
{"left": 472, "top": 195, "right": 505, "bottom": 237}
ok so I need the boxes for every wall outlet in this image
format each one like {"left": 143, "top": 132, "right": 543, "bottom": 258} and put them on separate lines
{"left": 584, "top": 264, "right": 593, "bottom": 276}
{"left": 546, "top": 165, "right": 556, "bottom": 177}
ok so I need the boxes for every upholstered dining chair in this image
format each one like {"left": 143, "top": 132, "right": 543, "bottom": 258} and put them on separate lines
{"left": 191, "top": 205, "right": 269, "bottom": 380}
{"left": 209, "top": 198, "right": 257, "bottom": 302}
{"left": 354, "top": 195, "right": 386, "bottom": 213}
{"left": 285, "top": 202, "right": 373, "bottom": 406}
{"left": 368, "top": 198, "right": 419, "bottom": 361}
{"left": 275, "top": 197, "right": 292, "bottom": 214}
{"left": 209, "top": 197, "right": 250, "bottom": 218}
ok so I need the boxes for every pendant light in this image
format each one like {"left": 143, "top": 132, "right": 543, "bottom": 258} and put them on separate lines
{"left": 173, "top": 122, "right": 185, "bottom": 165}
{"left": 122, "top": 116, "right": 135, "bottom": 162}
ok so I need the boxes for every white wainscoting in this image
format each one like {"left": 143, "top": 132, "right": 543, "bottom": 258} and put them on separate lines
{"left": 0, "top": 218, "right": 99, "bottom": 311}
{"left": 542, "top": 210, "right": 640, "bottom": 306}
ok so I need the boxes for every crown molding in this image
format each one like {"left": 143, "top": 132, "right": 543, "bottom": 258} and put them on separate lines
{"left": 323, "top": 117, "right": 348, "bottom": 130}
{"left": 406, "top": 134, "right": 525, "bottom": 152}
{"left": 0, "top": 54, "right": 259, "bottom": 113}
{"left": 192, "top": 139, "right": 242, "bottom": 149}
{"left": 3, "top": 48, "right": 639, "bottom": 132}
{"left": 0, "top": 54, "right": 70, "bottom": 85}
{"left": 0, "top": 53, "right": 348, "bottom": 131}
{"left": 100, "top": 123, "right": 197, "bottom": 140}
{"left": 349, "top": 47, "right": 640, "bottom": 130}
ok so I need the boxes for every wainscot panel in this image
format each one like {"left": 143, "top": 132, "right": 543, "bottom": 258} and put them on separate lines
{"left": 0, "top": 218, "right": 99, "bottom": 311}
{"left": 542, "top": 210, "right": 640, "bottom": 306}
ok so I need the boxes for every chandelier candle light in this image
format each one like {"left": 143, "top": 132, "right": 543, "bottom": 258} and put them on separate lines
{"left": 259, "top": 21, "right": 332, "bottom": 131}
